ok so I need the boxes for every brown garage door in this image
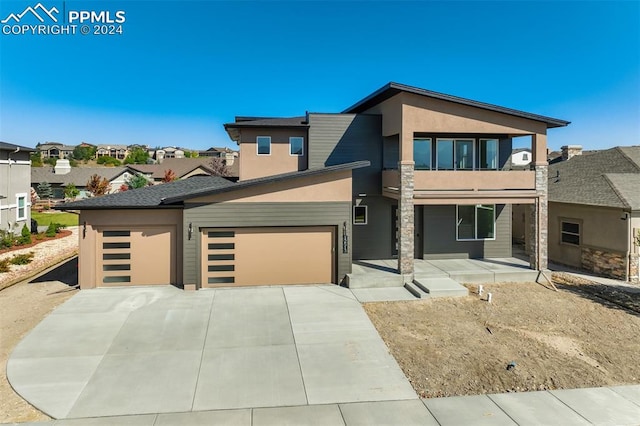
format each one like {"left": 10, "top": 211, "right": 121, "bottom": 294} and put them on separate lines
{"left": 202, "top": 226, "right": 335, "bottom": 287}
{"left": 99, "top": 226, "right": 176, "bottom": 286}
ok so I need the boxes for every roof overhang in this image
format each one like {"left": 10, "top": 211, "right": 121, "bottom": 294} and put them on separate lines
{"left": 343, "top": 82, "right": 570, "bottom": 129}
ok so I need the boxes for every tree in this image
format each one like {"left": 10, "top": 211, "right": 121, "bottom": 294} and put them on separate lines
{"left": 64, "top": 184, "right": 80, "bottom": 200}
{"left": 30, "top": 153, "right": 43, "bottom": 167}
{"left": 125, "top": 173, "right": 150, "bottom": 189}
{"left": 72, "top": 145, "right": 96, "bottom": 162}
{"left": 124, "top": 147, "right": 149, "bottom": 165}
{"left": 96, "top": 156, "right": 122, "bottom": 166}
{"left": 43, "top": 157, "right": 56, "bottom": 166}
{"left": 209, "top": 157, "right": 230, "bottom": 177}
{"left": 36, "top": 182, "right": 53, "bottom": 199}
{"left": 86, "top": 174, "right": 110, "bottom": 197}
{"left": 184, "top": 150, "right": 199, "bottom": 158}
{"left": 162, "top": 169, "right": 177, "bottom": 183}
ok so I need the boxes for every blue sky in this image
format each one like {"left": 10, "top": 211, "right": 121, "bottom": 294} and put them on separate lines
{"left": 1, "top": 1, "right": 638, "bottom": 151}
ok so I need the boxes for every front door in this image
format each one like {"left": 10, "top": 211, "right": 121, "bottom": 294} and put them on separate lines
{"left": 391, "top": 205, "right": 398, "bottom": 257}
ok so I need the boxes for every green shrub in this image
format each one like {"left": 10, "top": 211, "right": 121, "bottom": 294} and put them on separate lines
{"left": 45, "top": 222, "right": 57, "bottom": 237}
{"left": 10, "top": 252, "right": 34, "bottom": 265}
{"left": 0, "top": 231, "right": 15, "bottom": 249}
{"left": 18, "top": 224, "right": 32, "bottom": 245}
{"left": 0, "top": 258, "right": 9, "bottom": 273}
{"left": 35, "top": 233, "right": 44, "bottom": 240}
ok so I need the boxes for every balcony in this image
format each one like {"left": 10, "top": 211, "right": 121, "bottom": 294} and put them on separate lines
{"left": 382, "top": 169, "right": 537, "bottom": 204}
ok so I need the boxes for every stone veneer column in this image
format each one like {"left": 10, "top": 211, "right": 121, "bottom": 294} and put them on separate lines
{"left": 529, "top": 165, "right": 548, "bottom": 270}
{"left": 398, "top": 161, "right": 415, "bottom": 277}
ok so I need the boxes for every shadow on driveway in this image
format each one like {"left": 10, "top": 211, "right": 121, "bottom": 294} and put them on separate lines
{"left": 29, "top": 256, "right": 78, "bottom": 287}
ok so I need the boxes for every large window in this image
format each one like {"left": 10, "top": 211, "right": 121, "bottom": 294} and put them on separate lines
{"left": 413, "top": 138, "right": 432, "bottom": 170}
{"left": 257, "top": 136, "right": 271, "bottom": 155}
{"left": 437, "top": 139, "right": 474, "bottom": 170}
{"left": 479, "top": 139, "right": 498, "bottom": 170}
{"left": 16, "top": 194, "right": 27, "bottom": 221}
{"left": 456, "top": 204, "right": 495, "bottom": 240}
{"left": 561, "top": 220, "right": 580, "bottom": 245}
{"left": 289, "top": 137, "right": 304, "bottom": 156}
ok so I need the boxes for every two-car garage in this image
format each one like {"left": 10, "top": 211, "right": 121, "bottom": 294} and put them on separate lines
{"left": 201, "top": 226, "right": 336, "bottom": 287}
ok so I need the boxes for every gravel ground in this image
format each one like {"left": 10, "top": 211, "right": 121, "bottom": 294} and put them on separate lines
{"left": 0, "top": 227, "right": 79, "bottom": 291}
{"left": 0, "top": 228, "right": 79, "bottom": 423}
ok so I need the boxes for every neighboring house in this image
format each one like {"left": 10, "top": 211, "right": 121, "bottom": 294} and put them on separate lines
{"left": 96, "top": 144, "right": 129, "bottom": 160}
{"left": 126, "top": 157, "right": 237, "bottom": 183}
{"left": 151, "top": 147, "right": 185, "bottom": 163}
{"left": 31, "top": 161, "right": 132, "bottom": 199}
{"left": 60, "top": 82, "right": 569, "bottom": 290}
{"left": 544, "top": 145, "right": 640, "bottom": 282}
{"left": 509, "top": 148, "right": 532, "bottom": 167}
{"left": 198, "top": 146, "right": 239, "bottom": 164}
{"left": 0, "top": 142, "right": 35, "bottom": 233}
{"left": 37, "top": 142, "right": 75, "bottom": 159}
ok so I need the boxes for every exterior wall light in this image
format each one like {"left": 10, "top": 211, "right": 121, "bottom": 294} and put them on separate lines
{"left": 82, "top": 221, "right": 87, "bottom": 239}
{"left": 188, "top": 222, "right": 193, "bottom": 240}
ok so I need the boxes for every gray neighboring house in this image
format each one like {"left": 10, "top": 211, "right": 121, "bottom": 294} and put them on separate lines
{"left": 544, "top": 145, "right": 640, "bottom": 282}
{"left": 0, "top": 142, "right": 35, "bottom": 233}
{"left": 31, "top": 161, "right": 132, "bottom": 199}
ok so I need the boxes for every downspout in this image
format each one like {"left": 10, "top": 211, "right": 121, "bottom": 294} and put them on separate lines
{"left": 6, "top": 148, "right": 21, "bottom": 232}
{"left": 626, "top": 210, "right": 632, "bottom": 282}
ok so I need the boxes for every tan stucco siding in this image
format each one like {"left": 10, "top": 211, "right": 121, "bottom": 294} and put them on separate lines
{"left": 548, "top": 202, "right": 629, "bottom": 267}
{"left": 189, "top": 170, "right": 352, "bottom": 203}
{"left": 238, "top": 128, "right": 308, "bottom": 180}
{"left": 361, "top": 95, "right": 403, "bottom": 137}
{"left": 78, "top": 209, "right": 183, "bottom": 289}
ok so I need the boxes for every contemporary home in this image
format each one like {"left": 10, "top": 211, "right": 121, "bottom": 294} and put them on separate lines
{"left": 1, "top": 142, "right": 34, "bottom": 233}
{"left": 545, "top": 145, "right": 639, "bottom": 282}
{"left": 60, "top": 82, "right": 569, "bottom": 290}
{"left": 32, "top": 161, "right": 132, "bottom": 199}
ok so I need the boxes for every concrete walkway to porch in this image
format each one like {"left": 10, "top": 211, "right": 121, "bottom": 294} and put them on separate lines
{"left": 348, "top": 257, "right": 540, "bottom": 302}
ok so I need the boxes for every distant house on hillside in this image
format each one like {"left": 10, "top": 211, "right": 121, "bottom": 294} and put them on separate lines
{"left": 149, "top": 147, "right": 185, "bottom": 163}
{"left": 127, "top": 157, "right": 238, "bottom": 183}
{"left": 198, "top": 147, "right": 239, "bottom": 164}
{"left": 0, "top": 142, "right": 35, "bottom": 233}
{"left": 96, "top": 144, "right": 129, "bottom": 160}
{"left": 31, "top": 160, "right": 132, "bottom": 199}
{"left": 37, "top": 142, "right": 75, "bottom": 160}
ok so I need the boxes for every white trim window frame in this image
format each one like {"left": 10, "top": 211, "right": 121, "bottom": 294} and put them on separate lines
{"left": 436, "top": 138, "right": 475, "bottom": 170}
{"left": 456, "top": 204, "right": 496, "bottom": 241}
{"left": 353, "top": 205, "right": 368, "bottom": 225}
{"left": 15, "top": 193, "right": 27, "bottom": 221}
{"left": 289, "top": 137, "right": 304, "bottom": 156}
{"left": 560, "top": 219, "right": 581, "bottom": 246}
{"left": 256, "top": 136, "right": 271, "bottom": 156}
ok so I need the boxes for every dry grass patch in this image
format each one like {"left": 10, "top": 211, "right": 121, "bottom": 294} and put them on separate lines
{"left": 364, "top": 281, "right": 640, "bottom": 398}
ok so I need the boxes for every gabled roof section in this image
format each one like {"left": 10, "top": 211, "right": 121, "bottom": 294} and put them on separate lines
{"left": 549, "top": 146, "right": 640, "bottom": 210}
{"left": 57, "top": 176, "right": 234, "bottom": 210}
{"left": 0, "top": 141, "right": 35, "bottom": 152}
{"left": 31, "top": 166, "right": 129, "bottom": 186}
{"left": 343, "top": 82, "right": 570, "bottom": 128}
{"left": 127, "top": 158, "right": 218, "bottom": 179}
{"left": 161, "top": 161, "right": 370, "bottom": 204}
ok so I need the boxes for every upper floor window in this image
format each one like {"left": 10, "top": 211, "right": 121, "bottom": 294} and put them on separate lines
{"left": 479, "top": 139, "right": 498, "bottom": 170}
{"left": 413, "top": 138, "right": 432, "bottom": 170}
{"left": 437, "top": 139, "right": 474, "bottom": 170}
{"left": 289, "top": 137, "right": 304, "bottom": 156}
{"left": 257, "top": 136, "right": 271, "bottom": 156}
{"left": 16, "top": 194, "right": 27, "bottom": 221}
{"left": 456, "top": 204, "right": 495, "bottom": 240}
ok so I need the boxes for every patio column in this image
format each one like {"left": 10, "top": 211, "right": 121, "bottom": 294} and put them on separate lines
{"left": 529, "top": 135, "right": 549, "bottom": 270}
{"left": 398, "top": 160, "right": 414, "bottom": 277}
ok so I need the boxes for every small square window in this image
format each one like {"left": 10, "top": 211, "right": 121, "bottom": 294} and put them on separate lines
{"left": 353, "top": 205, "right": 367, "bottom": 225}
{"left": 290, "top": 137, "right": 304, "bottom": 156}
{"left": 257, "top": 136, "right": 271, "bottom": 155}
{"left": 561, "top": 220, "right": 580, "bottom": 245}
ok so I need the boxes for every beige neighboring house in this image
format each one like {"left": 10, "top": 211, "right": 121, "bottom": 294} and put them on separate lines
{"left": 542, "top": 145, "right": 639, "bottom": 282}
{"left": 151, "top": 147, "right": 185, "bottom": 163}
{"left": 127, "top": 157, "right": 237, "bottom": 183}
{"left": 96, "top": 144, "right": 129, "bottom": 160}
{"left": 1, "top": 142, "right": 35, "bottom": 233}
{"left": 37, "top": 142, "right": 76, "bottom": 159}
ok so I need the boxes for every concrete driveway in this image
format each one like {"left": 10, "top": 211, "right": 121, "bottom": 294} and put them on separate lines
{"left": 7, "top": 285, "right": 417, "bottom": 419}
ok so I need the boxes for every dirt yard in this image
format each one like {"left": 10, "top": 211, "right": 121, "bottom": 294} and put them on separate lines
{"left": 365, "top": 277, "right": 640, "bottom": 398}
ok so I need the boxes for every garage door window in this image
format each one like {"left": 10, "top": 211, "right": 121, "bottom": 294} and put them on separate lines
{"left": 102, "top": 230, "right": 131, "bottom": 284}
{"left": 205, "top": 230, "right": 236, "bottom": 285}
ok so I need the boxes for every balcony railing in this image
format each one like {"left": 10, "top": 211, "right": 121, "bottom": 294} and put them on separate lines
{"left": 382, "top": 169, "right": 536, "bottom": 197}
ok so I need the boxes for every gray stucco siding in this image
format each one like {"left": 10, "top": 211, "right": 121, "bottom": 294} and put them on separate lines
{"left": 422, "top": 204, "right": 512, "bottom": 259}
{"left": 308, "top": 113, "right": 383, "bottom": 196}
{"left": 182, "top": 202, "right": 352, "bottom": 288}
{"left": 352, "top": 196, "right": 396, "bottom": 260}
